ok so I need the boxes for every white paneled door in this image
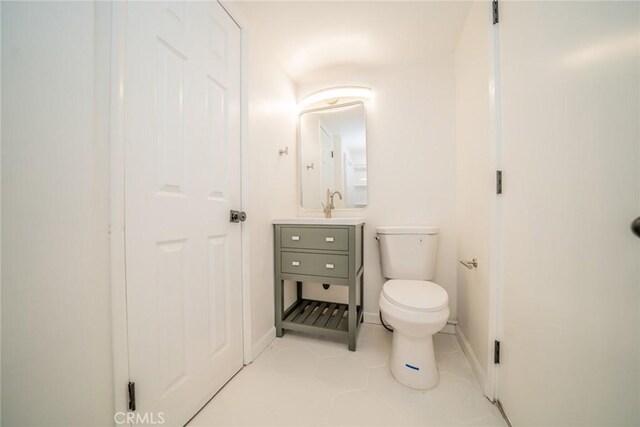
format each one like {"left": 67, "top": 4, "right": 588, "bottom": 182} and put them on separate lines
{"left": 498, "top": 1, "right": 640, "bottom": 424}
{"left": 123, "top": 2, "right": 242, "bottom": 425}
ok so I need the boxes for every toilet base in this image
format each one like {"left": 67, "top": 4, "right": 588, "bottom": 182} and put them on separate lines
{"left": 389, "top": 332, "right": 439, "bottom": 390}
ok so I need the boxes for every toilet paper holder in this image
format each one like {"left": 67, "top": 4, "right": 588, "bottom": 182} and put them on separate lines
{"left": 460, "top": 258, "right": 478, "bottom": 269}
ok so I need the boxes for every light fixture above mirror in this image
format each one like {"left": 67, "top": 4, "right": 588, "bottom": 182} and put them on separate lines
{"left": 297, "top": 86, "right": 373, "bottom": 111}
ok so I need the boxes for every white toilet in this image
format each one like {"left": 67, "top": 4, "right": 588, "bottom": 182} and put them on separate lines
{"left": 377, "top": 226, "right": 449, "bottom": 390}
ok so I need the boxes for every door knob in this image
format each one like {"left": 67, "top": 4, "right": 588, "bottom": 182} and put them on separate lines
{"left": 230, "top": 210, "right": 247, "bottom": 223}
{"left": 632, "top": 216, "right": 640, "bottom": 238}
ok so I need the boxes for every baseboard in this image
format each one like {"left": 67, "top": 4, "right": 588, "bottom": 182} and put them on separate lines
{"left": 495, "top": 400, "right": 513, "bottom": 427}
{"left": 440, "top": 323, "right": 456, "bottom": 334}
{"left": 249, "top": 326, "right": 276, "bottom": 363}
{"left": 455, "top": 325, "right": 488, "bottom": 392}
{"left": 364, "top": 311, "right": 381, "bottom": 324}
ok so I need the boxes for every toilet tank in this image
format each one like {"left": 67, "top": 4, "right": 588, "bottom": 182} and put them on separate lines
{"left": 376, "top": 226, "right": 439, "bottom": 280}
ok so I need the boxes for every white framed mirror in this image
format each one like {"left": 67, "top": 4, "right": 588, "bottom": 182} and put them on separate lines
{"left": 298, "top": 102, "right": 367, "bottom": 210}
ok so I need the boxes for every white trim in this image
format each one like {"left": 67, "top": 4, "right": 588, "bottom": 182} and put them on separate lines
{"left": 250, "top": 326, "right": 276, "bottom": 363}
{"left": 456, "top": 325, "right": 489, "bottom": 396}
{"left": 486, "top": 13, "right": 504, "bottom": 403}
{"left": 238, "top": 15, "right": 252, "bottom": 366}
{"left": 440, "top": 323, "right": 456, "bottom": 335}
{"left": 218, "top": 0, "right": 253, "bottom": 366}
{"left": 108, "top": 0, "right": 130, "bottom": 418}
{"left": 363, "top": 311, "right": 381, "bottom": 324}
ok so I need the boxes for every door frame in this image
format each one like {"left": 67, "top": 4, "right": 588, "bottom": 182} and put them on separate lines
{"left": 485, "top": 12, "right": 503, "bottom": 402}
{"left": 108, "top": 0, "right": 252, "bottom": 416}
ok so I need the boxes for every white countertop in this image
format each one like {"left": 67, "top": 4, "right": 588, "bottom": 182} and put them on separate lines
{"left": 272, "top": 217, "right": 365, "bottom": 226}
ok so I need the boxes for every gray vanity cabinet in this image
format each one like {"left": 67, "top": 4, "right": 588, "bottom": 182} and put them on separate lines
{"left": 274, "top": 223, "right": 364, "bottom": 351}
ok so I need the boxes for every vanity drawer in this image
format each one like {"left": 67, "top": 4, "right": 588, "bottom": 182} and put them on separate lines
{"left": 281, "top": 252, "right": 349, "bottom": 278}
{"left": 281, "top": 227, "right": 349, "bottom": 251}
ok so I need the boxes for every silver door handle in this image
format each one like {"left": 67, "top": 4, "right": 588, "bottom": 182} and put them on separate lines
{"left": 460, "top": 259, "right": 478, "bottom": 269}
{"left": 325, "top": 263, "right": 335, "bottom": 269}
{"left": 230, "top": 210, "right": 247, "bottom": 223}
{"left": 325, "top": 237, "right": 334, "bottom": 242}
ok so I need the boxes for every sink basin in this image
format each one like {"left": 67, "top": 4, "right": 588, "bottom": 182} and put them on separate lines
{"left": 272, "top": 217, "right": 365, "bottom": 226}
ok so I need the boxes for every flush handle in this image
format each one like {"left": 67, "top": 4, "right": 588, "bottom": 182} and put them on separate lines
{"left": 460, "top": 259, "right": 478, "bottom": 269}
{"left": 325, "top": 237, "right": 334, "bottom": 242}
{"left": 325, "top": 263, "right": 335, "bottom": 269}
{"left": 291, "top": 235, "right": 300, "bottom": 241}
{"left": 291, "top": 261, "right": 300, "bottom": 267}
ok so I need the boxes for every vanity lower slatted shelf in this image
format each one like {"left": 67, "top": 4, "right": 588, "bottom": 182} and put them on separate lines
{"left": 282, "top": 299, "right": 363, "bottom": 336}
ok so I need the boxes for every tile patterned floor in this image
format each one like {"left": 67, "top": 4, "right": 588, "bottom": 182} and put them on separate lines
{"left": 189, "top": 324, "right": 507, "bottom": 427}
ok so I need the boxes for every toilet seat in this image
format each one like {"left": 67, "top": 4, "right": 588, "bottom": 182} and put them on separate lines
{"left": 382, "top": 280, "right": 448, "bottom": 313}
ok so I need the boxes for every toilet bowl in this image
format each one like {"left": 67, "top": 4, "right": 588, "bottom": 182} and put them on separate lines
{"left": 379, "top": 279, "right": 449, "bottom": 389}
{"left": 376, "top": 226, "right": 449, "bottom": 390}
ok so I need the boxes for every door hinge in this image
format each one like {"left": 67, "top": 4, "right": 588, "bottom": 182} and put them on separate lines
{"left": 496, "top": 170, "right": 503, "bottom": 194}
{"left": 128, "top": 381, "right": 136, "bottom": 411}
{"left": 493, "top": 0, "right": 499, "bottom": 25}
{"left": 494, "top": 340, "right": 501, "bottom": 364}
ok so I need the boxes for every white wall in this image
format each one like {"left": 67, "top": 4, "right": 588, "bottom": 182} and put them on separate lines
{"left": 1, "top": 2, "right": 114, "bottom": 425}
{"left": 242, "top": 23, "right": 299, "bottom": 356}
{"left": 454, "top": 0, "right": 493, "bottom": 387}
{"left": 297, "top": 62, "right": 458, "bottom": 322}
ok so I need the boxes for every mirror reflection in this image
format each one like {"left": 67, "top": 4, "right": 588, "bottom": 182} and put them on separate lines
{"left": 299, "top": 102, "right": 367, "bottom": 210}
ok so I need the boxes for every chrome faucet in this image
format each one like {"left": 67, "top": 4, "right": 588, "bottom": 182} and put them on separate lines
{"left": 322, "top": 189, "right": 343, "bottom": 218}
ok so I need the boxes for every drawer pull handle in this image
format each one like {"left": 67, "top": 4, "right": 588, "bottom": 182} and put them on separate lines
{"left": 325, "top": 237, "right": 334, "bottom": 242}
{"left": 325, "top": 263, "right": 335, "bottom": 269}
{"left": 291, "top": 236, "right": 300, "bottom": 241}
{"left": 292, "top": 261, "right": 300, "bottom": 266}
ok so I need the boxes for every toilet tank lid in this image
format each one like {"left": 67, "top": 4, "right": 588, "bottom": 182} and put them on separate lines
{"left": 376, "top": 226, "right": 439, "bottom": 235}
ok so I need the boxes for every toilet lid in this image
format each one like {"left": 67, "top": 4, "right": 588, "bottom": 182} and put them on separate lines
{"left": 382, "top": 280, "right": 448, "bottom": 312}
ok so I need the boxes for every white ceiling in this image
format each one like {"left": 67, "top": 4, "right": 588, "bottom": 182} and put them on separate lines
{"left": 233, "top": 1, "right": 472, "bottom": 82}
